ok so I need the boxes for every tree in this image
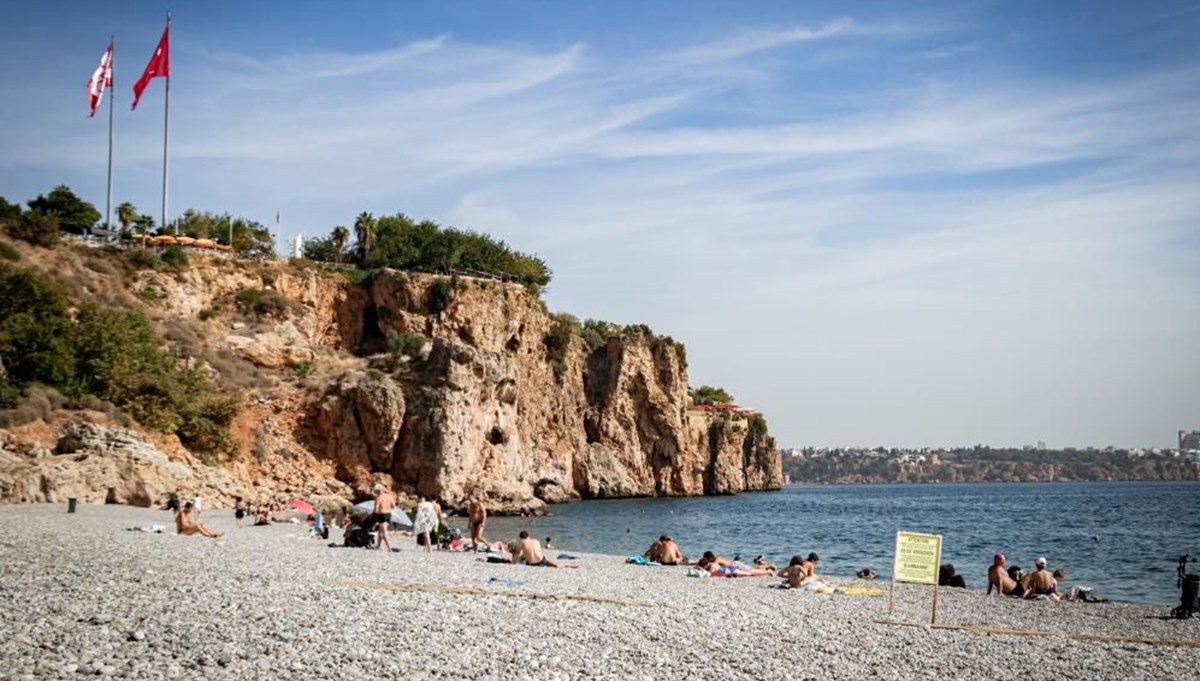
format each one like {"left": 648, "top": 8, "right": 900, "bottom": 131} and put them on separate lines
{"left": 331, "top": 225, "right": 349, "bottom": 264}
{"left": 692, "top": 385, "right": 734, "bottom": 405}
{"left": 27, "top": 185, "right": 100, "bottom": 234}
{"left": 353, "top": 212, "right": 376, "bottom": 265}
{"left": 301, "top": 235, "right": 340, "bottom": 263}
{"left": 0, "top": 196, "right": 21, "bottom": 224}
{"left": 6, "top": 211, "right": 60, "bottom": 247}
{"left": 227, "top": 217, "right": 274, "bottom": 257}
{"left": 116, "top": 201, "right": 137, "bottom": 237}
{"left": 133, "top": 213, "right": 156, "bottom": 234}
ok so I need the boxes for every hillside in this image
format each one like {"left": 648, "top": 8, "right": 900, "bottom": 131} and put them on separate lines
{"left": 0, "top": 235, "right": 782, "bottom": 512}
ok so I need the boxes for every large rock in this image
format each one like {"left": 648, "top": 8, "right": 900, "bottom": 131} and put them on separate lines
{"left": 0, "top": 421, "right": 238, "bottom": 507}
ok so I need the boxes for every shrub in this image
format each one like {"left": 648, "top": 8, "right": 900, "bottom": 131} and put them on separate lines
{"left": 0, "top": 374, "right": 19, "bottom": 409}
{"left": 6, "top": 211, "right": 60, "bottom": 247}
{"left": 544, "top": 313, "right": 580, "bottom": 365}
{"left": 198, "top": 307, "right": 217, "bottom": 321}
{"left": 426, "top": 276, "right": 455, "bottom": 314}
{"left": 235, "top": 287, "right": 293, "bottom": 319}
{"left": 365, "top": 368, "right": 384, "bottom": 382}
{"left": 693, "top": 385, "right": 734, "bottom": 405}
{"left": 388, "top": 330, "right": 426, "bottom": 359}
{"left": 119, "top": 247, "right": 161, "bottom": 272}
{"left": 749, "top": 413, "right": 768, "bottom": 437}
{"left": 138, "top": 286, "right": 160, "bottom": 301}
{"left": 294, "top": 360, "right": 316, "bottom": 378}
{"left": 160, "top": 245, "right": 189, "bottom": 268}
{"left": 0, "top": 241, "right": 20, "bottom": 262}
{"left": 582, "top": 318, "right": 622, "bottom": 351}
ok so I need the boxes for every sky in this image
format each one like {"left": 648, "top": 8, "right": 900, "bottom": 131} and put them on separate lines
{"left": 1, "top": 1, "right": 1198, "bottom": 449}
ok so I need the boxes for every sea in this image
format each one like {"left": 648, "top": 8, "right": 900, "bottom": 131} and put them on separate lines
{"left": 484, "top": 481, "right": 1200, "bottom": 606}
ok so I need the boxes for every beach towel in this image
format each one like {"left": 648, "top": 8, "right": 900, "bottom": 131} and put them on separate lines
{"left": 626, "top": 555, "right": 651, "bottom": 565}
{"left": 126, "top": 525, "right": 165, "bottom": 533}
{"left": 556, "top": 553, "right": 578, "bottom": 561}
{"left": 685, "top": 568, "right": 710, "bottom": 578}
{"left": 833, "top": 586, "right": 885, "bottom": 597}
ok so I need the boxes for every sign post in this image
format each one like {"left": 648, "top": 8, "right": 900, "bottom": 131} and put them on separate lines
{"left": 888, "top": 531, "right": 943, "bottom": 624}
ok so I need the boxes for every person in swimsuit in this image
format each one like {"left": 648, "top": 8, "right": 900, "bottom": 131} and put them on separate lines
{"left": 1021, "top": 557, "right": 1061, "bottom": 602}
{"left": 234, "top": 497, "right": 247, "bottom": 529}
{"left": 696, "top": 551, "right": 773, "bottom": 577}
{"left": 987, "top": 553, "right": 1022, "bottom": 596}
{"left": 512, "top": 531, "right": 574, "bottom": 568}
{"left": 778, "top": 555, "right": 814, "bottom": 588}
{"left": 175, "top": 502, "right": 222, "bottom": 539}
{"left": 371, "top": 483, "right": 396, "bottom": 552}
{"left": 467, "top": 497, "right": 488, "bottom": 552}
{"left": 658, "top": 536, "right": 683, "bottom": 566}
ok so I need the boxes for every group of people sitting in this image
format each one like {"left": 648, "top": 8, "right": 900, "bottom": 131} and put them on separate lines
{"left": 987, "top": 553, "right": 1068, "bottom": 601}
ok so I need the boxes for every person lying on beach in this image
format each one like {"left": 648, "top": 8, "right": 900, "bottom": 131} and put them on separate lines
{"left": 175, "top": 502, "right": 222, "bottom": 539}
{"left": 1021, "top": 557, "right": 1061, "bottom": 602}
{"left": 778, "top": 555, "right": 816, "bottom": 588}
{"left": 987, "top": 553, "right": 1023, "bottom": 596}
{"left": 697, "top": 551, "right": 774, "bottom": 578}
{"left": 752, "top": 555, "right": 777, "bottom": 571}
{"left": 512, "top": 531, "right": 576, "bottom": 568}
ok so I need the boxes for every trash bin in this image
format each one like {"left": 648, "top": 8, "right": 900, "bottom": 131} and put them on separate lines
{"left": 68, "top": 497, "right": 77, "bottom": 513}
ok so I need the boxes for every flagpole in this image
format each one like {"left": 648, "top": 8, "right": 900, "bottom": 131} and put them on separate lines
{"left": 105, "top": 36, "right": 115, "bottom": 232}
{"left": 162, "top": 12, "right": 171, "bottom": 234}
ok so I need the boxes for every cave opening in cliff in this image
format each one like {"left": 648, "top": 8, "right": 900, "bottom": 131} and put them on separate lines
{"left": 487, "top": 426, "right": 507, "bottom": 445}
{"left": 358, "top": 304, "right": 387, "bottom": 355}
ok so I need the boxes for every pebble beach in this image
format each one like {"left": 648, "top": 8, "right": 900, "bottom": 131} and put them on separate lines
{"left": 1, "top": 504, "right": 1198, "bottom": 680}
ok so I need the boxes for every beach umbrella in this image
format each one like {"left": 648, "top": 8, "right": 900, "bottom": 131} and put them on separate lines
{"left": 352, "top": 500, "right": 412, "bottom": 527}
{"left": 153, "top": 235, "right": 179, "bottom": 245}
{"left": 176, "top": 236, "right": 196, "bottom": 246}
{"left": 193, "top": 238, "right": 216, "bottom": 249}
{"left": 288, "top": 499, "right": 314, "bottom": 514}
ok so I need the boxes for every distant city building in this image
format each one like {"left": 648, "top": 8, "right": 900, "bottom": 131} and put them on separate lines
{"left": 1181, "top": 430, "right": 1200, "bottom": 451}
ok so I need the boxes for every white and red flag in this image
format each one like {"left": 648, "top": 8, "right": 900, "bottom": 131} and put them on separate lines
{"left": 131, "top": 23, "right": 169, "bottom": 110}
{"left": 86, "top": 41, "right": 113, "bottom": 117}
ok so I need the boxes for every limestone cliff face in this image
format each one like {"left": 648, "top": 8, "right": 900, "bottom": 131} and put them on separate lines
{"left": 0, "top": 250, "right": 781, "bottom": 511}
{"left": 312, "top": 270, "right": 783, "bottom": 512}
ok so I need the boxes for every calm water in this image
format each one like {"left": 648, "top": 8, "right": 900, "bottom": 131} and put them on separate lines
{"left": 485, "top": 482, "right": 1200, "bottom": 606}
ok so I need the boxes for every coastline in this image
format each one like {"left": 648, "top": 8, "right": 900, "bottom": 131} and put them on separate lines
{"left": 1, "top": 503, "right": 1197, "bottom": 680}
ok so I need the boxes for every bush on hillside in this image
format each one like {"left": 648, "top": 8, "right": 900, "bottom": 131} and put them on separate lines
{"left": 235, "top": 287, "right": 293, "bottom": 319}
{"left": 692, "top": 385, "right": 734, "bottom": 405}
{"left": 5, "top": 211, "right": 60, "bottom": 247}
{"left": 0, "top": 241, "right": 20, "bottom": 262}
{"left": 160, "top": 245, "right": 189, "bottom": 268}
{"left": 0, "top": 262, "right": 240, "bottom": 454}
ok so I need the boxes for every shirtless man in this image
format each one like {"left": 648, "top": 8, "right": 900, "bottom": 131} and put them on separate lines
{"left": 987, "top": 553, "right": 1022, "bottom": 596}
{"left": 513, "top": 531, "right": 574, "bottom": 568}
{"left": 697, "top": 551, "right": 773, "bottom": 577}
{"left": 657, "top": 536, "right": 683, "bottom": 565}
{"left": 467, "top": 497, "right": 488, "bottom": 552}
{"left": 371, "top": 483, "right": 396, "bottom": 552}
{"left": 1022, "top": 557, "right": 1061, "bottom": 602}
{"left": 175, "top": 502, "right": 222, "bottom": 538}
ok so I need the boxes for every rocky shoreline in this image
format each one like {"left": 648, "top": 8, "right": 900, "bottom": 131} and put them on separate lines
{"left": 1, "top": 503, "right": 1197, "bottom": 680}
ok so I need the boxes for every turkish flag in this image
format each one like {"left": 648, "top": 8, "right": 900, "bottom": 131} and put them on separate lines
{"left": 131, "top": 24, "right": 169, "bottom": 111}
{"left": 86, "top": 41, "right": 113, "bottom": 117}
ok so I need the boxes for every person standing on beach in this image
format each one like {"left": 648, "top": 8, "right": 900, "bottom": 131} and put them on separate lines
{"left": 468, "top": 497, "right": 488, "bottom": 552}
{"left": 234, "top": 497, "right": 248, "bottom": 529}
{"left": 987, "top": 553, "right": 1022, "bottom": 596}
{"left": 191, "top": 493, "right": 203, "bottom": 519}
{"left": 371, "top": 483, "right": 396, "bottom": 552}
{"left": 413, "top": 496, "right": 437, "bottom": 553}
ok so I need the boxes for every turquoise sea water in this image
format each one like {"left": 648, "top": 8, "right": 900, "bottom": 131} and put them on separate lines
{"left": 483, "top": 481, "right": 1200, "bottom": 606}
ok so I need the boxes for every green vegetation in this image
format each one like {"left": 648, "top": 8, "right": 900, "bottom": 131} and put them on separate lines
{"left": 0, "top": 262, "right": 239, "bottom": 453}
{"left": 138, "top": 286, "right": 160, "bottom": 301}
{"left": 0, "top": 241, "right": 20, "bottom": 262}
{"left": 426, "top": 276, "right": 457, "bottom": 314}
{"left": 5, "top": 210, "right": 60, "bottom": 247}
{"left": 160, "top": 245, "right": 189, "bottom": 268}
{"left": 388, "top": 330, "right": 427, "bottom": 359}
{"left": 27, "top": 185, "right": 100, "bottom": 233}
{"left": 293, "top": 360, "right": 316, "bottom": 378}
{"left": 581, "top": 318, "right": 621, "bottom": 350}
{"left": 234, "top": 287, "right": 293, "bottom": 319}
{"left": 171, "top": 208, "right": 275, "bottom": 256}
{"left": 310, "top": 211, "right": 551, "bottom": 292}
{"left": 0, "top": 196, "right": 22, "bottom": 223}
{"left": 692, "top": 385, "right": 734, "bottom": 405}
{"left": 749, "top": 413, "right": 768, "bottom": 437}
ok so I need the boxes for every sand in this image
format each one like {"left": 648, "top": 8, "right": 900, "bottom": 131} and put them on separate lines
{"left": 1, "top": 503, "right": 1197, "bottom": 680}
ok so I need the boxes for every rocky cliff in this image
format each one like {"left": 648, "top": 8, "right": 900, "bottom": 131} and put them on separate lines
{"left": 0, "top": 241, "right": 782, "bottom": 512}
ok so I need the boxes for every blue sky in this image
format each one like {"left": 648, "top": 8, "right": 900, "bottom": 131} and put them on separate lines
{"left": 2, "top": 1, "right": 1198, "bottom": 448}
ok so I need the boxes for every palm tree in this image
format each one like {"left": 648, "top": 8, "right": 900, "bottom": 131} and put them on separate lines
{"left": 331, "top": 225, "right": 349, "bottom": 264}
{"left": 353, "top": 212, "right": 375, "bottom": 266}
{"left": 116, "top": 202, "right": 136, "bottom": 234}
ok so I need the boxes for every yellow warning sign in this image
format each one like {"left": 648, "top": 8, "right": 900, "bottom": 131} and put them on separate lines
{"left": 892, "top": 532, "right": 942, "bottom": 585}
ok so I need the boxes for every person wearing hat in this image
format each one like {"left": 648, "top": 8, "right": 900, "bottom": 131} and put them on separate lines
{"left": 1021, "top": 556, "right": 1061, "bottom": 602}
{"left": 370, "top": 483, "right": 396, "bottom": 552}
